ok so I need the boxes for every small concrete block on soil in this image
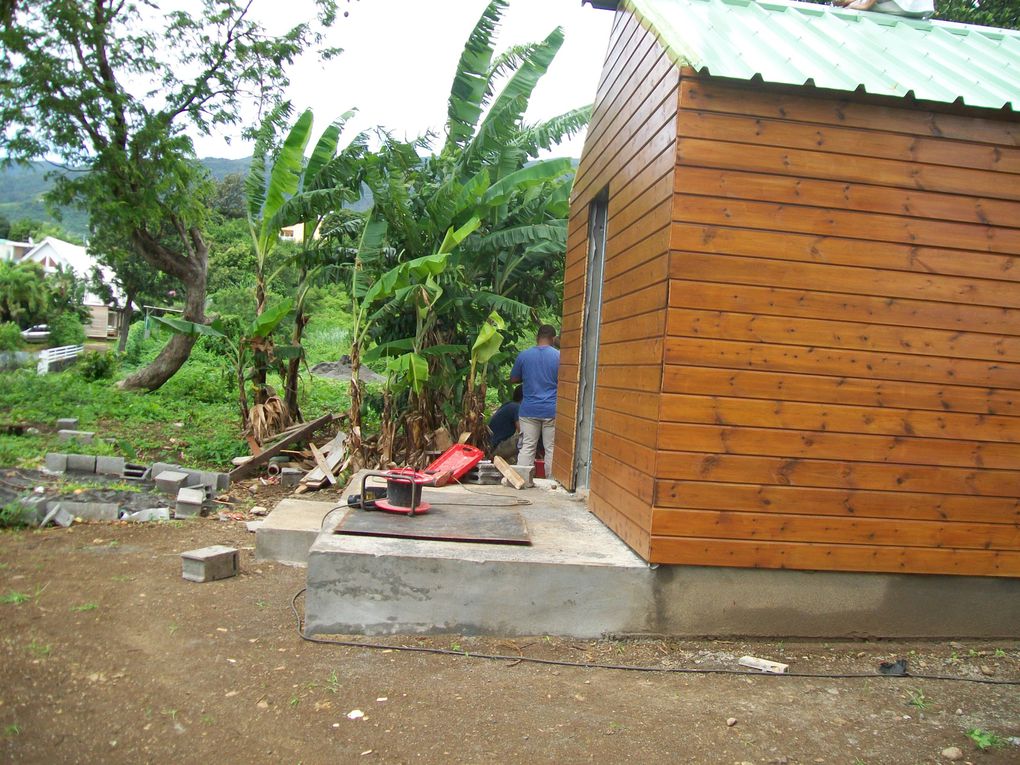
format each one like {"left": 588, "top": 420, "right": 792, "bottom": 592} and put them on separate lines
{"left": 95, "top": 455, "right": 126, "bottom": 476}
{"left": 181, "top": 545, "right": 239, "bottom": 582}
{"left": 66, "top": 453, "right": 97, "bottom": 473}
{"left": 150, "top": 462, "right": 182, "bottom": 480}
{"left": 56, "top": 501, "right": 120, "bottom": 521}
{"left": 175, "top": 487, "right": 205, "bottom": 518}
{"left": 154, "top": 470, "right": 190, "bottom": 494}
{"left": 41, "top": 504, "right": 75, "bottom": 528}
{"left": 280, "top": 467, "right": 302, "bottom": 487}
{"left": 56, "top": 417, "right": 79, "bottom": 430}
{"left": 58, "top": 430, "right": 95, "bottom": 444}
{"left": 200, "top": 471, "right": 231, "bottom": 491}
{"left": 255, "top": 498, "right": 338, "bottom": 566}
{"left": 124, "top": 507, "right": 171, "bottom": 522}
{"left": 44, "top": 452, "right": 67, "bottom": 473}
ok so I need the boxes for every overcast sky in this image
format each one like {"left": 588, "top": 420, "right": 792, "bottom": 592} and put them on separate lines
{"left": 191, "top": 0, "right": 616, "bottom": 159}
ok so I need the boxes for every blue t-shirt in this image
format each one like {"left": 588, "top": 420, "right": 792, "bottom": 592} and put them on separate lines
{"left": 488, "top": 401, "right": 519, "bottom": 448}
{"left": 510, "top": 345, "right": 560, "bottom": 419}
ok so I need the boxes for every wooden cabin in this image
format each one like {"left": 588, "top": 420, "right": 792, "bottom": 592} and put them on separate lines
{"left": 555, "top": 0, "right": 1020, "bottom": 577}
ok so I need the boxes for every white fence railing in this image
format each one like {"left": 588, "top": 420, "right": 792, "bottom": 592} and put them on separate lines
{"left": 37, "top": 344, "right": 84, "bottom": 375}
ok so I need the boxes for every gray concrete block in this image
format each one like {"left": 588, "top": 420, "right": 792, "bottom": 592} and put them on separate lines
{"left": 154, "top": 470, "right": 190, "bottom": 494}
{"left": 58, "top": 501, "right": 120, "bottom": 521}
{"left": 58, "top": 430, "right": 95, "bottom": 444}
{"left": 124, "top": 507, "right": 171, "bottom": 522}
{"left": 280, "top": 467, "right": 302, "bottom": 488}
{"left": 66, "top": 454, "right": 97, "bottom": 473}
{"left": 199, "top": 471, "right": 231, "bottom": 491}
{"left": 41, "top": 504, "right": 75, "bottom": 528}
{"left": 177, "top": 487, "right": 205, "bottom": 505}
{"left": 95, "top": 456, "right": 126, "bottom": 476}
{"left": 123, "top": 463, "right": 149, "bottom": 480}
{"left": 44, "top": 453, "right": 67, "bottom": 473}
{"left": 56, "top": 417, "right": 79, "bottom": 430}
{"left": 150, "top": 462, "right": 182, "bottom": 480}
{"left": 181, "top": 545, "right": 239, "bottom": 582}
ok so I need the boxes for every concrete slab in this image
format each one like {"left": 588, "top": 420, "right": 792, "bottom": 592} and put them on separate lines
{"left": 58, "top": 430, "right": 95, "bottom": 444}
{"left": 95, "top": 455, "right": 125, "bottom": 476}
{"left": 305, "top": 477, "right": 650, "bottom": 638}
{"left": 66, "top": 454, "right": 96, "bottom": 473}
{"left": 255, "top": 498, "right": 337, "bottom": 567}
{"left": 155, "top": 470, "right": 190, "bottom": 494}
{"left": 44, "top": 453, "right": 67, "bottom": 473}
{"left": 56, "top": 417, "right": 79, "bottom": 430}
{"left": 302, "top": 474, "right": 1020, "bottom": 639}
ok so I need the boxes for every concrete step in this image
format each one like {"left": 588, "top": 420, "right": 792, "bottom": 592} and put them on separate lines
{"left": 255, "top": 498, "right": 339, "bottom": 567}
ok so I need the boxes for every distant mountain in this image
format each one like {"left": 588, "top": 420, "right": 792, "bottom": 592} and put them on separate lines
{"left": 0, "top": 157, "right": 252, "bottom": 238}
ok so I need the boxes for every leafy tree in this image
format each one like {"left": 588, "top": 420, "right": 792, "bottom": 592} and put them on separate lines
{"left": 6, "top": 218, "right": 82, "bottom": 245}
{"left": 214, "top": 173, "right": 248, "bottom": 220}
{"left": 0, "top": 213, "right": 10, "bottom": 240}
{"left": 0, "top": 0, "right": 340, "bottom": 390}
{"left": 0, "top": 260, "right": 48, "bottom": 325}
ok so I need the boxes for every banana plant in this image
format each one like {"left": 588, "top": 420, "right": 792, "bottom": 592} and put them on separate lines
{"left": 152, "top": 299, "right": 293, "bottom": 436}
{"left": 459, "top": 310, "right": 507, "bottom": 444}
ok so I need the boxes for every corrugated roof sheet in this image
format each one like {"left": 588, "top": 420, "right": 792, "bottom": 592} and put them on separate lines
{"left": 623, "top": 0, "right": 1020, "bottom": 111}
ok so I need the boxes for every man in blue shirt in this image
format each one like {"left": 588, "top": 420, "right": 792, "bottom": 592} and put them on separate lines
{"left": 510, "top": 324, "right": 560, "bottom": 475}
{"left": 488, "top": 386, "right": 522, "bottom": 461}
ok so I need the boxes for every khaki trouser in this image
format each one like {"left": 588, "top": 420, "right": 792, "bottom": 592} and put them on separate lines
{"left": 518, "top": 416, "right": 555, "bottom": 475}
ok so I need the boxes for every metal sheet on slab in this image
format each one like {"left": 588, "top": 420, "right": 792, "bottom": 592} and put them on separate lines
{"left": 335, "top": 503, "right": 530, "bottom": 545}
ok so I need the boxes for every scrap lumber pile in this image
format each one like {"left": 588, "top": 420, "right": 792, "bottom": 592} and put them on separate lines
{"left": 229, "top": 414, "right": 350, "bottom": 493}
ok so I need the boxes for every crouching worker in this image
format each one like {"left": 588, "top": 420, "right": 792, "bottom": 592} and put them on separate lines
{"left": 488, "top": 386, "right": 523, "bottom": 462}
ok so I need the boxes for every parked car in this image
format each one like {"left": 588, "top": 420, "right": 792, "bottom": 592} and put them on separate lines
{"left": 20, "top": 324, "right": 50, "bottom": 343}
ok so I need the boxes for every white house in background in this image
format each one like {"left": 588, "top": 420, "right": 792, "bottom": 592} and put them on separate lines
{"left": 0, "top": 238, "right": 34, "bottom": 263}
{"left": 22, "top": 236, "right": 124, "bottom": 340}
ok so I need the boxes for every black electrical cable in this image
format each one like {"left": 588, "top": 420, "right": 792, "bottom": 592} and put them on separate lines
{"left": 290, "top": 589, "right": 1020, "bottom": 685}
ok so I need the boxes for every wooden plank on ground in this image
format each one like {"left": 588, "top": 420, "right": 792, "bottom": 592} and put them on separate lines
{"left": 229, "top": 413, "right": 334, "bottom": 481}
{"left": 493, "top": 456, "right": 526, "bottom": 490}
{"left": 300, "top": 432, "right": 348, "bottom": 488}
{"left": 308, "top": 442, "right": 337, "bottom": 486}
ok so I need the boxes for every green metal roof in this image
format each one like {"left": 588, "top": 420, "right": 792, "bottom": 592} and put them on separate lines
{"left": 622, "top": 0, "right": 1020, "bottom": 112}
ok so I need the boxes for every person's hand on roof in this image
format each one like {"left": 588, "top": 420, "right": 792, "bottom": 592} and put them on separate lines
{"left": 832, "top": 0, "right": 879, "bottom": 9}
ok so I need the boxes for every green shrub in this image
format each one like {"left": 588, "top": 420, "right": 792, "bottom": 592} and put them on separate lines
{"left": 48, "top": 312, "right": 86, "bottom": 347}
{"left": 0, "top": 501, "right": 33, "bottom": 529}
{"left": 77, "top": 350, "right": 118, "bottom": 381}
{"left": 0, "top": 322, "right": 22, "bottom": 351}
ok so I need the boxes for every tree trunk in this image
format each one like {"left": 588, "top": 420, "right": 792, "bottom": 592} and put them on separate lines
{"left": 119, "top": 229, "right": 208, "bottom": 391}
{"left": 283, "top": 296, "right": 307, "bottom": 422}
{"left": 116, "top": 294, "right": 134, "bottom": 353}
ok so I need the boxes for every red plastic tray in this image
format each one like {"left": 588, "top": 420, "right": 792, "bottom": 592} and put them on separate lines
{"left": 424, "top": 444, "right": 484, "bottom": 480}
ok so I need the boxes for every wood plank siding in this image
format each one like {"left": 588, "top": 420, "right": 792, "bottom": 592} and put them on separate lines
{"left": 655, "top": 76, "right": 1020, "bottom": 576}
{"left": 554, "top": 10, "right": 680, "bottom": 558}
{"left": 558, "top": 11, "right": 1020, "bottom": 576}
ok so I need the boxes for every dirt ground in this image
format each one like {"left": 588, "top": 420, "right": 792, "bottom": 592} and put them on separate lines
{"left": 1, "top": 519, "right": 1018, "bottom": 765}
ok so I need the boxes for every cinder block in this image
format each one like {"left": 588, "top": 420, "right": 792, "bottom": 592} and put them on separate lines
{"left": 181, "top": 545, "right": 239, "bottom": 582}
{"left": 123, "top": 463, "right": 149, "bottom": 480}
{"left": 280, "top": 467, "right": 302, "bottom": 487}
{"left": 56, "top": 417, "right": 79, "bottom": 430}
{"left": 155, "top": 470, "right": 190, "bottom": 494}
{"left": 66, "top": 454, "right": 97, "bottom": 473}
{"left": 58, "top": 430, "right": 95, "bottom": 444}
{"left": 95, "top": 456, "right": 126, "bottom": 476}
{"left": 124, "top": 507, "right": 171, "bottom": 522}
{"left": 175, "top": 487, "right": 205, "bottom": 518}
{"left": 200, "top": 471, "right": 231, "bottom": 491}
{"left": 58, "top": 501, "right": 119, "bottom": 521}
{"left": 44, "top": 453, "right": 68, "bottom": 473}
{"left": 151, "top": 462, "right": 182, "bottom": 480}
{"left": 40, "top": 504, "right": 75, "bottom": 528}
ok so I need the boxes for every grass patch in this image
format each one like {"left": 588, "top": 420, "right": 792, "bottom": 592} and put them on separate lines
{"left": 70, "top": 602, "right": 99, "bottom": 612}
{"left": 0, "top": 325, "right": 352, "bottom": 471}
{"left": 966, "top": 728, "right": 1008, "bottom": 750}
{"left": 1, "top": 591, "right": 31, "bottom": 605}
